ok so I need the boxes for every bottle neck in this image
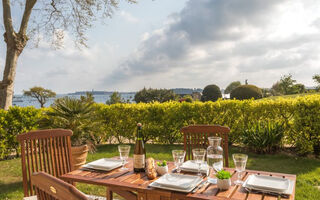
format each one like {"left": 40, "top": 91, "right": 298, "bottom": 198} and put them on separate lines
{"left": 137, "top": 127, "right": 142, "bottom": 140}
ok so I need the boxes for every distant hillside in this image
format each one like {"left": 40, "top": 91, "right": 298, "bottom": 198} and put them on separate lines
{"left": 171, "top": 88, "right": 202, "bottom": 95}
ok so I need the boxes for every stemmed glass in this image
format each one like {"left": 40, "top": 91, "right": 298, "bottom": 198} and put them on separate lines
{"left": 192, "top": 148, "right": 206, "bottom": 176}
{"left": 172, "top": 150, "right": 186, "bottom": 173}
{"left": 118, "top": 145, "right": 131, "bottom": 171}
{"left": 232, "top": 153, "right": 248, "bottom": 185}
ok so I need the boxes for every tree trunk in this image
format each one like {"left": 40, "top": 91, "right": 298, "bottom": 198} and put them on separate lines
{"left": 0, "top": 46, "right": 19, "bottom": 110}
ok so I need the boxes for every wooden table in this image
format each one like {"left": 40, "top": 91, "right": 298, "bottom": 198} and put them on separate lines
{"left": 61, "top": 158, "right": 296, "bottom": 200}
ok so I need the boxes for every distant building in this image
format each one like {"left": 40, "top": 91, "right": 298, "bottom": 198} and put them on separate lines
{"left": 171, "top": 88, "right": 203, "bottom": 100}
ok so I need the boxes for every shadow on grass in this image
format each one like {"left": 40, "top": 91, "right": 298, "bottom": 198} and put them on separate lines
{"left": 0, "top": 181, "right": 23, "bottom": 199}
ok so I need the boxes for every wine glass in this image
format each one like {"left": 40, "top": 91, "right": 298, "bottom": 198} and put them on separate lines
{"left": 192, "top": 148, "right": 206, "bottom": 176}
{"left": 232, "top": 153, "right": 248, "bottom": 185}
{"left": 118, "top": 145, "right": 131, "bottom": 171}
{"left": 172, "top": 150, "right": 185, "bottom": 173}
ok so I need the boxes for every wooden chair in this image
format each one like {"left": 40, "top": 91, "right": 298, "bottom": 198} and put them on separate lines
{"left": 181, "top": 125, "right": 230, "bottom": 167}
{"left": 31, "top": 171, "right": 88, "bottom": 200}
{"left": 17, "top": 129, "right": 73, "bottom": 198}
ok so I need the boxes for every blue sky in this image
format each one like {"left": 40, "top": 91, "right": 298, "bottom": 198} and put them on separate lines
{"left": 1, "top": 0, "right": 320, "bottom": 94}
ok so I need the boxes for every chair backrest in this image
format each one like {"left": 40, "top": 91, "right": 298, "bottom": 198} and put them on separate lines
{"left": 181, "top": 125, "right": 230, "bottom": 167}
{"left": 17, "top": 129, "right": 73, "bottom": 197}
{"left": 32, "top": 172, "right": 88, "bottom": 200}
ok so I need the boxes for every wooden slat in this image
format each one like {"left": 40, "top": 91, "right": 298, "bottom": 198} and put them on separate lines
{"left": 50, "top": 137, "right": 57, "bottom": 177}
{"left": 58, "top": 137, "right": 67, "bottom": 174}
{"left": 63, "top": 137, "right": 71, "bottom": 172}
{"left": 20, "top": 140, "right": 28, "bottom": 197}
{"left": 38, "top": 139, "right": 43, "bottom": 171}
{"left": 45, "top": 138, "right": 52, "bottom": 174}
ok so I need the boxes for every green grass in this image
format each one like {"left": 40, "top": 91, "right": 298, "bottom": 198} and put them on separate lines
{"left": 1, "top": 144, "right": 320, "bottom": 200}
{"left": 265, "top": 93, "right": 320, "bottom": 100}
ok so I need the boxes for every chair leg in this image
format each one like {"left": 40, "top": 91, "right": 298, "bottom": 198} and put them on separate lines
{"left": 106, "top": 187, "right": 113, "bottom": 200}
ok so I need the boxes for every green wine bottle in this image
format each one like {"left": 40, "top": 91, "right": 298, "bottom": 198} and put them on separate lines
{"left": 133, "top": 123, "right": 146, "bottom": 172}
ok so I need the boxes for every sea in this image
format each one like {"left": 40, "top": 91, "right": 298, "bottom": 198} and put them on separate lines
{"left": 12, "top": 93, "right": 135, "bottom": 108}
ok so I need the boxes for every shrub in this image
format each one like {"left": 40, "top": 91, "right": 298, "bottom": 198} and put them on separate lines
{"left": 0, "top": 107, "right": 41, "bottom": 159}
{"left": 39, "top": 96, "right": 102, "bottom": 146}
{"left": 230, "top": 85, "right": 262, "bottom": 100}
{"left": 134, "top": 88, "right": 177, "bottom": 103}
{"left": 225, "top": 81, "right": 241, "bottom": 94}
{"left": 2, "top": 94, "right": 320, "bottom": 159}
{"left": 241, "top": 121, "right": 284, "bottom": 153}
{"left": 293, "top": 95, "right": 320, "bottom": 156}
{"left": 201, "top": 84, "right": 222, "bottom": 102}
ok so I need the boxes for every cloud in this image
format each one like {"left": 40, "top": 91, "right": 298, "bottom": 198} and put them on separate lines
{"left": 119, "top": 11, "right": 139, "bottom": 23}
{"left": 104, "top": 0, "right": 320, "bottom": 89}
{"left": 16, "top": 32, "right": 120, "bottom": 93}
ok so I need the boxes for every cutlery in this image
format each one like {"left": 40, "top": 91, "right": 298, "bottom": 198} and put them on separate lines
{"left": 191, "top": 180, "right": 208, "bottom": 193}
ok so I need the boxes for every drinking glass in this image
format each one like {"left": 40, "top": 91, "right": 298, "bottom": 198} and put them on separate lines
{"left": 118, "top": 145, "right": 131, "bottom": 171}
{"left": 172, "top": 150, "right": 185, "bottom": 173}
{"left": 192, "top": 148, "right": 206, "bottom": 176}
{"left": 232, "top": 153, "right": 248, "bottom": 185}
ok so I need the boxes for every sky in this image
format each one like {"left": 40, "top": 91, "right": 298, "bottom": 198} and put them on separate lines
{"left": 1, "top": 0, "right": 320, "bottom": 94}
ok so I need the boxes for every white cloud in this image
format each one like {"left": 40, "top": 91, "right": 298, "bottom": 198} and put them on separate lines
{"left": 119, "top": 11, "right": 139, "bottom": 23}
{"left": 16, "top": 33, "right": 120, "bottom": 93}
{"left": 104, "top": 0, "right": 320, "bottom": 90}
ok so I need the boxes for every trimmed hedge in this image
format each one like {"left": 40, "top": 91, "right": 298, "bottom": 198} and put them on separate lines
{"left": 230, "top": 84, "right": 263, "bottom": 100}
{"left": 1, "top": 95, "right": 320, "bottom": 159}
{"left": 0, "top": 107, "right": 41, "bottom": 159}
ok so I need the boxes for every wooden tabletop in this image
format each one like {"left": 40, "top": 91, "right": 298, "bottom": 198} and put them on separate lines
{"left": 61, "top": 158, "right": 296, "bottom": 200}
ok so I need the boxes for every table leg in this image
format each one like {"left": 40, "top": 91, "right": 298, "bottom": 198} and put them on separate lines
{"left": 106, "top": 187, "right": 113, "bottom": 200}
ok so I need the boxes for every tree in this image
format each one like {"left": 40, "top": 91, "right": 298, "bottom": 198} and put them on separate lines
{"left": 271, "top": 81, "right": 283, "bottom": 96}
{"left": 279, "top": 74, "right": 296, "bottom": 95}
{"left": 106, "top": 92, "right": 125, "bottom": 105}
{"left": 0, "top": 0, "right": 136, "bottom": 110}
{"left": 224, "top": 81, "right": 241, "bottom": 94}
{"left": 292, "top": 83, "right": 305, "bottom": 94}
{"left": 201, "top": 84, "right": 222, "bottom": 102}
{"left": 313, "top": 74, "right": 320, "bottom": 91}
{"left": 23, "top": 86, "right": 56, "bottom": 107}
{"left": 230, "top": 84, "right": 262, "bottom": 100}
{"left": 134, "top": 88, "right": 177, "bottom": 103}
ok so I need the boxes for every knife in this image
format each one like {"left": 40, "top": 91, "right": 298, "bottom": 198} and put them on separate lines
{"left": 192, "top": 180, "right": 208, "bottom": 193}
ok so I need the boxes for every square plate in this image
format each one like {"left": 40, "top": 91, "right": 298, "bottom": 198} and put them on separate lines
{"left": 154, "top": 173, "right": 202, "bottom": 189}
{"left": 180, "top": 160, "right": 209, "bottom": 174}
{"left": 243, "top": 175, "right": 294, "bottom": 195}
{"left": 149, "top": 174, "right": 203, "bottom": 193}
{"left": 83, "top": 158, "right": 123, "bottom": 171}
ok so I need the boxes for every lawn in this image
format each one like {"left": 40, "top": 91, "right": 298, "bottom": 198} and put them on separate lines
{"left": 1, "top": 144, "right": 320, "bottom": 200}
{"left": 264, "top": 92, "right": 320, "bottom": 99}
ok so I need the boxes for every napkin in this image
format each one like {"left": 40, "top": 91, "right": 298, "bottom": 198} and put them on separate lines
{"left": 180, "top": 160, "right": 209, "bottom": 174}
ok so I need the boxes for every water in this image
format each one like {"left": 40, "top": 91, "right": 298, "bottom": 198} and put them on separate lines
{"left": 207, "top": 154, "right": 223, "bottom": 171}
{"left": 12, "top": 93, "right": 135, "bottom": 108}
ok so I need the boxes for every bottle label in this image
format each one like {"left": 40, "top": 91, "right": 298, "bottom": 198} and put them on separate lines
{"left": 133, "top": 154, "right": 145, "bottom": 168}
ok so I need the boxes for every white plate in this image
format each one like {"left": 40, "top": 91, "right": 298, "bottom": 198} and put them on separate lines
{"left": 149, "top": 174, "right": 202, "bottom": 192}
{"left": 180, "top": 160, "right": 209, "bottom": 174}
{"left": 154, "top": 173, "right": 202, "bottom": 189}
{"left": 243, "top": 175, "right": 294, "bottom": 195}
{"left": 83, "top": 158, "right": 123, "bottom": 171}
